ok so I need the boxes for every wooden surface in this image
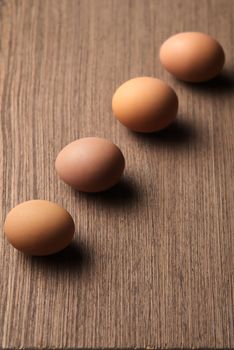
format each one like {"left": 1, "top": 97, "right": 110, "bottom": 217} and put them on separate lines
{"left": 0, "top": 0, "right": 234, "bottom": 348}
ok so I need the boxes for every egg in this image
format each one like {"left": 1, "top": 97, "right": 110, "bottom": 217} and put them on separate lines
{"left": 55, "top": 137, "right": 125, "bottom": 192}
{"left": 159, "top": 32, "right": 225, "bottom": 82}
{"left": 112, "top": 77, "right": 178, "bottom": 133}
{"left": 4, "top": 200, "right": 75, "bottom": 256}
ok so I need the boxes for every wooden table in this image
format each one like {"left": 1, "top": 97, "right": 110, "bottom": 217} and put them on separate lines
{"left": 0, "top": 0, "right": 233, "bottom": 348}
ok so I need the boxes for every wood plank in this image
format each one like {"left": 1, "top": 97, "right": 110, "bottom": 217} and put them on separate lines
{"left": 0, "top": 0, "right": 233, "bottom": 348}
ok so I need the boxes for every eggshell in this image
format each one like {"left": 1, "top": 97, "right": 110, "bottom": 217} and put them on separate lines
{"left": 55, "top": 137, "right": 125, "bottom": 192}
{"left": 112, "top": 77, "right": 178, "bottom": 133}
{"left": 159, "top": 32, "right": 225, "bottom": 82}
{"left": 4, "top": 200, "right": 75, "bottom": 256}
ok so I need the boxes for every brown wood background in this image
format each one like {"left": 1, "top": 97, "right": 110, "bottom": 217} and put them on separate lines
{"left": 0, "top": 0, "right": 233, "bottom": 348}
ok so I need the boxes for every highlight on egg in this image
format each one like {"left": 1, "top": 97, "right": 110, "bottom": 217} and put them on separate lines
{"left": 4, "top": 200, "right": 75, "bottom": 256}
{"left": 55, "top": 137, "right": 125, "bottom": 192}
{"left": 112, "top": 77, "right": 178, "bottom": 133}
{"left": 159, "top": 32, "right": 225, "bottom": 82}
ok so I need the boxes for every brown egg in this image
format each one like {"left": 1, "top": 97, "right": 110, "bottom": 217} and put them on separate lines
{"left": 55, "top": 137, "right": 125, "bottom": 192}
{"left": 112, "top": 77, "right": 178, "bottom": 132}
{"left": 4, "top": 200, "right": 75, "bottom": 256}
{"left": 159, "top": 32, "right": 225, "bottom": 82}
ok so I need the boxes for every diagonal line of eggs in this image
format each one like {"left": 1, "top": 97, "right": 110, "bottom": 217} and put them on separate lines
{"left": 112, "top": 32, "right": 225, "bottom": 132}
{"left": 4, "top": 32, "right": 225, "bottom": 256}
{"left": 4, "top": 138, "right": 126, "bottom": 256}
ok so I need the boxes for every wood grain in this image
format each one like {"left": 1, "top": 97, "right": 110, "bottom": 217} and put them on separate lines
{"left": 0, "top": 0, "right": 233, "bottom": 348}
